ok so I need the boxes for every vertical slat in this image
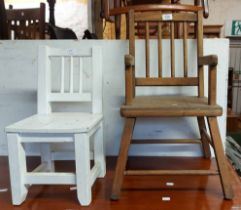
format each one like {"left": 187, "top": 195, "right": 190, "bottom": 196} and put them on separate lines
{"left": 170, "top": 22, "right": 175, "bottom": 77}
{"left": 125, "top": 14, "right": 129, "bottom": 39}
{"left": 70, "top": 56, "right": 74, "bottom": 93}
{"left": 39, "top": 2, "right": 45, "bottom": 39}
{"left": 125, "top": 10, "right": 135, "bottom": 104}
{"left": 38, "top": 46, "right": 52, "bottom": 114}
{"left": 92, "top": 46, "right": 103, "bottom": 114}
{"left": 60, "top": 57, "right": 65, "bottom": 93}
{"left": 197, "top": 10, "right": 204, "bottom": 97}
{"left": 20, "top": 20, "right": 25, "bottom": 39}
{"left": 33, "top": 20, "right": 36, "bottom": 38}
{"left": 183, "top": 22, "right": 188, "bottom": 77}
{"left": 208, "top": 65, "right": 217, "bottom": 105}
{"left": 158, "top": 22, "right": 162, "bottom": 78}
{"left": 145, "top": 22, "right": 150, "bottom": 78}
{"left": 79, "top": 58, "right": 83, "bottom": 94}
{"left": 129, "top": 10, "right": 135, "bottom": 57}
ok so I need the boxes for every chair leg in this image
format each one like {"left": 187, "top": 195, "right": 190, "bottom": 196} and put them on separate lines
{"left": 111, "top": 118, "right": 136, "bottom": 200}
{"left": 7, "top": 133, "right": 28, "bottom": 205}
{"left": 207, "top": 117, "right": 234, "bottom": 199}
{"left": 197, "top": 117, "right": 211, "bottom": 159}
{"left": 74, "top": 133, "right": 92, "bottom": 206}
{"left": 94, "top": 122, "right": 106, "bottom": 178}
{"left": 40, "top": 143, "right": 55, "bottom": 172}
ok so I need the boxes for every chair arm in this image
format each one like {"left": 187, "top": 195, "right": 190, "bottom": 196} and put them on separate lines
{"left": 198, "top": 55, "right": 218, "bottom": 67}
{"left": 124, "top": 55, "right": 135, "bottom": 105}
{"left": 125, "top": 54, "right": 135, "bottom": 68}
{"left": 199, "top": 55, "right": 218, "bottom": 105}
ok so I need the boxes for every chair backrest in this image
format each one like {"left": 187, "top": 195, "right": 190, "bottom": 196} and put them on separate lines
{"left": 38, "top": 46, "right": 102, "bottom": 115}
{"left": 6, "top": 3, "right": 45, "bottom": 39}
{"left": 125, "top": 5, "right": 204, "bottom": 102}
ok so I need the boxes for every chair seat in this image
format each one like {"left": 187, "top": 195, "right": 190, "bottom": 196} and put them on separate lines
{"left": 5, "top": 112, "right": 103, "bottom": 133}
{"left": 121, "top": 96, "right": 222, "bottom": 117}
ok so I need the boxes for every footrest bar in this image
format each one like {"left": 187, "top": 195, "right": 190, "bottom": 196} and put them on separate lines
{"left": 131, "top": 139, "right": 201, "bottom": 144}
{"left": 124, "top": 170, "right": 219, "bottom": 176}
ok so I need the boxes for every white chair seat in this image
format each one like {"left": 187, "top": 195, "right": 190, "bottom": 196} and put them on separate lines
{"left": 6, "top": 112, "right": 103, "bottom": 133}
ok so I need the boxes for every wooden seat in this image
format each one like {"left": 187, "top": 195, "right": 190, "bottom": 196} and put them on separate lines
{"left": 121, "top": 96, "right": 222, "bottom": 117}
{"left": 5, "top": 46, "right": 106, "bottom": 206}
{"left": 5, "top": 3, "right": 45, "bottom": 39}
{"left": 110, "top": 4, "right": 234, "bottom": 201}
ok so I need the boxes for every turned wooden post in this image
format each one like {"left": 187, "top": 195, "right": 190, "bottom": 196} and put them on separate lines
{"left": 47, "top": 0, "right": 56, "bottom": 39}
{"left": 47, "top": 0, "right": 56, "bottom": 26}
{"left": 0, "top": 0, "right": 8, "bottom": 39}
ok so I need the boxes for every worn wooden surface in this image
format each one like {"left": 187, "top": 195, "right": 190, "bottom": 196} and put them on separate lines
{"left": 112, "top": 6, "right": 232, "bottom": 201}
{"left": 0, "top": 157, "right": 240, "bottom": 209}
{"left": 121, "top": 96, "right": 223, "bottom": 117}
{"left": 111, "top": 118, "right": 136, "bottom": 200}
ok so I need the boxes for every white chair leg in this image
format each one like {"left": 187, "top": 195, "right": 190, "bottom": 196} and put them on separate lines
{"left": 7, "top": 133, "right": 28, "bottom": 205}
{"left": 40, "top": 143, "right": 55, "bottom": 172}
{"left": 74, "top": 133, "right": 92, "bottom": 206}
{"left": 94, "top": 123, "right": 106, "bottom": 178}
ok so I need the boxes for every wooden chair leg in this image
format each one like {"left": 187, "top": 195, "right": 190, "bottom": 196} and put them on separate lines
{"left": 7, "top": 133, "right": 28, "bottom": 205}
{"left": 111, "top": 118, "right": 135, "bottom": 200}
{"left": 114, "top": 0, "right": 121, "bottom": 39}
{"left": 197, "top": 117, "right": 211, "bottom": 159}
{"left": 207, "top": 117, "right": 234, "bottom": 199}
{"left": 74, "top": 133, "right": 92, "bottom": 206}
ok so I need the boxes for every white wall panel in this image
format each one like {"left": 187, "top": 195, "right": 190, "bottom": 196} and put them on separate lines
{"left": 0, "top": 39, "right": 229, "bottom": 157}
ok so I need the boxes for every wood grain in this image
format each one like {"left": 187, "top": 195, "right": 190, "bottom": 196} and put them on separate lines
{"left": 110, "top": 4, "right": 202, "bottom": 16}
{"left": 111, "top": 118, "right": 136, "bottom": 200}
{"left": 135, "top": 77, "right": 199, "bottom": 86}
{"left": 197, "top": 117, "right": 211, "bottom": 159}
{"left": 121, "top": 96, "right": 223, "bottom": 117}
{"left": 124, "top": 169, "right": 219, "bottom": 175}
{"left": 208, "top": 117, "right": 234, "bottom": 199}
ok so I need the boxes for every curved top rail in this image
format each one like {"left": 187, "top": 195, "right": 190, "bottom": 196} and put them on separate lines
{"left": 109, "top": 4, "right": 203, "bottom": 16}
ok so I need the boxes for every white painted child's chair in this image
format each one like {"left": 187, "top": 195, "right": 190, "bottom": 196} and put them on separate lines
{"left": 5, "top": 45, "right": 106, "bottom": 206}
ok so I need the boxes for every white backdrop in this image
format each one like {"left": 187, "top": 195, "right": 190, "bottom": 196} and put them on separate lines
{"left": 0, "top": 39, "right": 229, "bottom": 157}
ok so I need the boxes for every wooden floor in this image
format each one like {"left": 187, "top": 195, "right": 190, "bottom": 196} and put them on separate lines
{"left": 0, "top": 156, "right": 240, "bottom": 210}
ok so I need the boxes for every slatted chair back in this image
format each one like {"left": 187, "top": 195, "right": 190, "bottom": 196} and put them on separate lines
{"left": 124, "top": 5, "right": 204, "bottom": 104}
{"left": 6, "top": 3, "right": 45, "bottom": 39}
{"left": 38, "top": 46, "right": 102, "bottom": 114}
